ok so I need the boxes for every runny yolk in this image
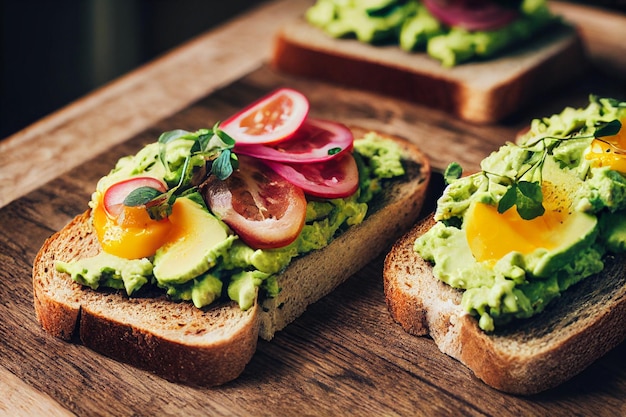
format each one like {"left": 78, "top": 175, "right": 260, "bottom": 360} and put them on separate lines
{"left": 585, "top": 119, "right": 626, "bottom": 173}
{"left": 465, "top": 201, "right": 568, "bottom": 264}
{"left": 92, "top": 196, "right": 172, "bottom": 259}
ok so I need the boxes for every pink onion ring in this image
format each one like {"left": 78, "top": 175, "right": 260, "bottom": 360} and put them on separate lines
{"left": 423, "top": 0, "right": 520, "bottom": 31}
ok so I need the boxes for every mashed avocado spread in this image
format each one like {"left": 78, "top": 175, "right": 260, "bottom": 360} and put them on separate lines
{"left": 56, "top": 131, "right": 405, "bottom": 311}
{"left": 306, "top": 0, "right": 558, "bottom": 67}
{"left": 416, "top": 96, "right": 626, "bottom": 332}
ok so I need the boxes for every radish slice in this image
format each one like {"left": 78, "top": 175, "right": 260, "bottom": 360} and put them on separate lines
{"left": 103, "top": 176, "right": 167, "bottom": 217}
{"left": 234, "top": 118, "right": 354, "bottom": 163}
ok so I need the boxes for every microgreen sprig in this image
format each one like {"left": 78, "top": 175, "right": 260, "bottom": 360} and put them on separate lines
{"left": 445, "top": 119, "right": 622, "bottom": 221}
{"left": 123, "top": 123, "right": 238, "bottom": 220}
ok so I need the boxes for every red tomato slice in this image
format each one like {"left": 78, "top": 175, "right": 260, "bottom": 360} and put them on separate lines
{"left": 423, "top": 0, "right": 519, "bottom": 31}
{"left": 264, "top": 153, "right": 359, "bottom": 199}
{"left": 202, "top": 155, "right": 307, "bottom": 249}
{"left": 220, "top": 88, "right": 309, "bottom": 146}
{"left": 103, "top": 176, "right": 167, "bottom": 218}
{"left": 234, "top": 118, "right": 354, "bottom": 163}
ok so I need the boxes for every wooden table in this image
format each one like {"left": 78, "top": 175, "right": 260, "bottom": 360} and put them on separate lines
{"left": 2, "top": 1, "right": 625, "bottom": 415}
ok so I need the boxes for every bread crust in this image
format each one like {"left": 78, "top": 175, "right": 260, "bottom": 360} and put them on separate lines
{"left": 384, "top": 214, "right": 626, "bottom": 394}
{"left": 272, "top": 19, "right": 587, "bottom": 124}
{"left": 33, "top": 129, "right": 431, "bottom": 386}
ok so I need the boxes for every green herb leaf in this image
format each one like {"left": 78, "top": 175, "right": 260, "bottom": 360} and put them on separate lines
{"left": 190, "top": 138, "right": 202, "bottom": 154}
{"left": 211, "top": 150, "right": 236, "bottom": 180}
{"left": 230, "top": 152, "right": 239, "bottom": 170}
{"left": 328, "top": 147, "right": 342, "bottom": 155}
{"left": 497, "top": 184, "right": 518, "bottom": 214}
{"left": 497, "top": 181, "right": 544, "bottom": 220}
{"left": 444, "top": 162, "right": 463, "bottom": 184}
{"left": 123, "top": 186, "right": 165, "bottom": 207}
{"left": 215, "top": 128, "right": 236, "bottom": 148}
{"left": 197, "top": 132, "right": 212, "bottom": 152}
{"left": 515, "top": 181, "right": 545, "bottom": 220}
{"left": 595, "top": 119, "right": 622, "bottom": 138}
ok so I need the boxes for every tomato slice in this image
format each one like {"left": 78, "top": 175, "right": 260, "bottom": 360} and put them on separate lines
{"left": 202, "top": 155, "right": 307, "bottom": 249}
{"left": 423, "top": 0, "right": 519, "bottom": 31}
{"left": 220, "top": 88, "right": 309, "bottom": 146}
{"left": 264, "top": 153, "right": 359, "bottom": 199}
{"left": 103, "top": 176, "right": 167, "bottom": 217}
{"left": 234, "top": 118, "right": 354, "bottom": 163}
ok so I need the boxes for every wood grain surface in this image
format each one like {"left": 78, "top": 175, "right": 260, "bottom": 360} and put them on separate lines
{"left": 2, "top": 1, "right": 626, "bottom": 416}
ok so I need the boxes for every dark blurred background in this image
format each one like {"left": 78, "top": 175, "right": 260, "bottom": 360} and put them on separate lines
{"left": 2, "top": 1, "right": 625, "bottom": 140}
{"left": 1, "top": 0, "right": 266, "bottom": 139}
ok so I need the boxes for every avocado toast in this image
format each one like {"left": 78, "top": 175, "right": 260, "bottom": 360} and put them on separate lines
{"left": 272, "top": 0, "right": 586, "bottom": 123}
{"left": 33, "top": 89, "right": 431, "bottom": 386}
{"left": 384, "top": 96, "right": 626, "bottom": 394}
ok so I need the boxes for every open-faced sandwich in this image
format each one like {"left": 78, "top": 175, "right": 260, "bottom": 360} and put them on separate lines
{"left": 32, "top": 88, "right": 431, "bottom": 386}
{"left": 384, "top": 95, "right": 626, "bottom": 394}
{"left": 272, "top": 0, "right": 587, "bottom": 123}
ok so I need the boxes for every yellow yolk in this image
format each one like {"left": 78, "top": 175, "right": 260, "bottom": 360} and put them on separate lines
{"left": 93, "top": 197, "right": 172, "bottom": 259}
{"left": 585, "top": 119, "right": 626, "bottom": 173}
{"left": 465, "top": 201, "right": 568, "bottom": 264}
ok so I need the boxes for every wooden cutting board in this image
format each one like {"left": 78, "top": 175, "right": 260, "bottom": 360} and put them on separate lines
{"left": 1, "top": 1, "right": 626, "bottom": 416}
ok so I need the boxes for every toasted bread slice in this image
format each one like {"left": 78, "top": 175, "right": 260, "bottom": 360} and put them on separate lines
{"left": 33, "top": 129, "right": 431, "bottom": 386}
{"left": 383, "top": 215, "right": 626, "bottom": 395}
{"left": 272, "top": 19, "right": 586, "bottom": 124}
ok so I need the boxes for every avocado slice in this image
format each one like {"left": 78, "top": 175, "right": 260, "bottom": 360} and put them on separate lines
{"left": 526, "top": 157, "right": 599, "bottom": 277}
{"left": 153, "top": 197, "right": 234, "bottom": 284}
{"left": 525, "top": 210, "right": 598, "bottom": 277}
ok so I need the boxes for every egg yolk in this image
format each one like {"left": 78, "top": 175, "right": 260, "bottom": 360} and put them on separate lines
{"left": 93, "top": 197, "right": 172, "bottom": 259}
{"left": 585, "top": 120, "right": 626, "bottom": 173}
{"left": 465, "top": 201, "right": 568, "bottom": 264}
